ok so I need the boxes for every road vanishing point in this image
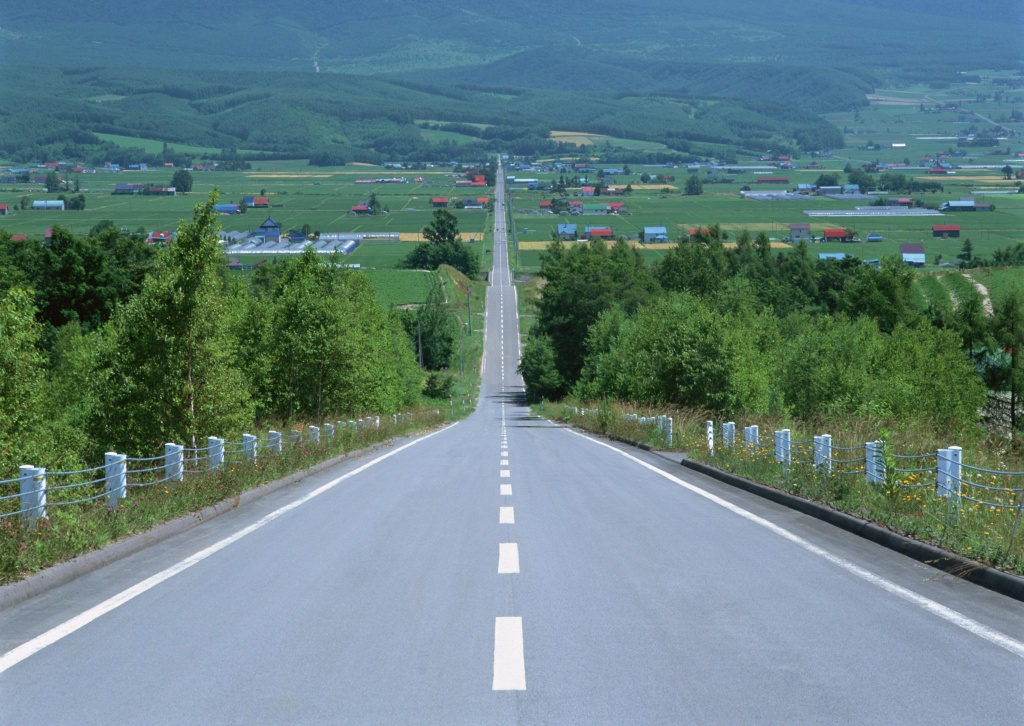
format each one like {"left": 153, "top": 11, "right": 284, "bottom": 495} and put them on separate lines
{"left": 1, "top": 164, "right": 1022, "bottom": 724}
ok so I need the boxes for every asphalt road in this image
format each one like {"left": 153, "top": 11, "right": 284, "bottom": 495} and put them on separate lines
{"left": 0, "top": 163, "right": 1022, "bottom": 724}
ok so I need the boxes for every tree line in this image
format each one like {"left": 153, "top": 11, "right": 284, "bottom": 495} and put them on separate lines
{"left": 518, "top": 229, "right": 1022, "bottom": 438}
{"left": 0, "top": 192, "right": 442, "bottom": 476}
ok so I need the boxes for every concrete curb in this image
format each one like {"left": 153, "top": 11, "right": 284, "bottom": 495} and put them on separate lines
{"left": 673, "top": 456, "right": 1024, "bottom": 603}
{"left": 0, "top": 439, "right": 396, "bottom": 612}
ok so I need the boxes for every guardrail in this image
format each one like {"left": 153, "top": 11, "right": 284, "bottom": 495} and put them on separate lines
{"left": 558, "top": 405, "right": 1024, "bottom": 554}
{"left": 1, "top": 412, "right": 437, "bottom": 525}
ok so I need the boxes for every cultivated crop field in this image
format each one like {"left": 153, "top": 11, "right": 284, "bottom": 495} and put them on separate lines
{"left": 0, "top": 160, "right": 492, "bottom": 245}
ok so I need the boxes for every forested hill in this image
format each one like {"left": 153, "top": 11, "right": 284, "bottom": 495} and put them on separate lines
{"left": 0, "top": 67, "right": 843, "bottom": 164}
{"left": 392, "top": 52, "right": 876, "bottom": 113}
{"left": 2, "top": 0, "right": 1019, "bottom": 79}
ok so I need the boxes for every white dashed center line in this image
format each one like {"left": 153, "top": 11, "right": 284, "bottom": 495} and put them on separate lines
{"left": 499, "top": 506, "right": 515, "bottom": 524}
{"left": 498, "top": 542, "right": 520, "bottom": 573}
{"left": 500, "top": 484, "right": 512, "bottom": 496}
{"left": 492, "top": 617, "right": 526, "bottom": 690}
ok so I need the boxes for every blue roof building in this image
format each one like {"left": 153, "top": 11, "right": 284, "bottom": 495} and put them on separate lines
{"left": 642, "top": 226, "right": 669, "bottom": 243}
{"left": 556, "top": 223, "right": 577, "bottom": 240}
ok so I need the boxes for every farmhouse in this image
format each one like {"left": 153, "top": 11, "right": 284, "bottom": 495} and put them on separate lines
{"left": 538, "top": 200, "right": 552, "bottom": 209}
{"left": 866, "top": 233, "right": 884, "bottom": 242}
{"left": 823, "top": 228, "right": 855, "bottom": 243}
{"left": 113, "top": 183, "right": 146, "bottom": 195}
{"left": 462, "top": 198, "right": 484, "bottom": 209}
{"left": 145, "top": 187, "right": 177, "bottom": 196}
{"left": 789, "top": 223, "right": 811, "bottom": 243}
{"left": 900, "top": 243, "right": 926, "bottom": 267}
{"left": 0, "top": 205, "right": 7, "bottom": 216}
{"left": 146, "top": 231, "right": 174, "bottom": 245}
{"left": 585, "top": 226, "right": 614, "bottom": 240}
{"left": 32, "top": 200, "right": 65, "bottom": 211}
{"left": 580, "top": 186, "right": 595, "bottom": 197}
{"left": 350, "top": 205, "right": 371, "bottom": 215}
{"left": 431, "top": 197, "right": 449, "bottom": 208}
{"left": 606, "top": 202, "right": 627, "bottom": 213}
{"left": 259, "top": 217, "right": 282, "bottom": 243}
{"left": 932, "top": 224, "right": 960, "bottom": 238}
{"left": 940, "top": 199, "right": 990, "bottom": 212}
{"left": 582, "top": 203, "right": 610, "bottom": 215}
{"left": 214, "top": 203, "right": 241, "bottom": 214}
{"left": 642, "top": 226, "right": 669, "bottom": 243}
{"left": 556, "top": 223, "right": 578, "bottom": 240}
{"left": 756, "top": 177, "right": 790, "bottom": 184}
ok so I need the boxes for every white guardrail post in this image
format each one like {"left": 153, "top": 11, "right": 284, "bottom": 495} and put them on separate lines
{"left": 866, "top": 441, "right": 884, "bottom": 485}
{"left": 309, "top": 426, "right": 320, "bottom": 445}
{"left": 706, "top": 421, "right": 714, "bottom": 455}
{"left": 242, "top": 434, "right": 257, "bottom": 461}
{"left": 937, "top": 446, "right": 962, "bottom": 500}
{"left": 165, "top": 443, "right": 184, "bottom": 482}
{"left": 19, "top": 465, "right": 47, "bottom": 524}
{"left": 269, "top": 430, "right": 282, "bottom": 455}
{"left": 813, "top": 434, "right": 832, "bottom": 474}
{"left": 105, "top": 452, "right": 127, "bottom": 509}
{"left": 208, "top": 436, "right": 225, "bottom": 470}
{"left": 324, "top": 423, "right": 335, "bottom": 439}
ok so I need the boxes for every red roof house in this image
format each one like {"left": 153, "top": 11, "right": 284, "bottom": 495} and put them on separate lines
{"left": 539, "top": 200, "right": 552, "bottom": 208}
{"left": 824, "top": 229, "right": 855, "bottom": 242}
{"left": 586, "top": 226, "right": 614, "bottom": 239}
{"left": 431, "top": 197, "right": 449, "bottom": 208}
{"left": 350, "top": 205, "right": 371, "bottom": 215}
{"left": 932, "top": 224, "right": 960, "bottom": 238}
{"left": 0, "top": 204, "right": 7, "bottom": 215}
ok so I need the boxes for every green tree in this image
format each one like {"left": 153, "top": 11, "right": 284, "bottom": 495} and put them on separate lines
{"left": 519, "top": 335, "right": 565, "bottom": 402}
{"left": 45, "top": 170, "right": 61, "bottom": 193}
{"left": 993, "top": 290, "right": 1024, "bottom": 432}
{"left": 957, "top": 238, "right": 974, "bottom": 264}
{"left": 170, "top": 169, "right": 194, "bottom": 193}
{"left": 0, "top": 289, "right": 50, "bottom": 473}
{"left": 1002, "top": 164, "right": 1014, "bottom": 180}
{"left": 684, "top": 175, "right": 703, "bottom": 195}
{"left": 94, "top": 191, "right": 253, "bottom": 453}
{"left": 815, "top": 173, "right": 839, "bottom": 187}
{"left": 416, "top": 280, "right": 455, "bottom": 370}
{"left": 402, "top": 209, "right": 479, "bottom": 278}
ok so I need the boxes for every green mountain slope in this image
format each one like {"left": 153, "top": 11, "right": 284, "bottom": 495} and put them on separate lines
{"left": 2, "top": 0, "right": 1018, "bottom": 77}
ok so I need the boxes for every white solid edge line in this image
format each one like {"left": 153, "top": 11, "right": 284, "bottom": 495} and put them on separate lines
{"left": 498, "top": 542, "right": 520, "bottom": 574}
{"left": 564, "top": 428, "right": 1024, "bottom": 660}
{"left": 499, "top": 506, "right": 515, "bottom": 524}
{"left": 0, "top": 422, "right": 460, "bottom": 676}
{"left": 493, "top": 616, "right": 526, "bottom": 690}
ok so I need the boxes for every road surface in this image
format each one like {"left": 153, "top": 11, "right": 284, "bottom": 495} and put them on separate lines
{"left": 0, "top": 162, "right": 1021, "bottom": 724}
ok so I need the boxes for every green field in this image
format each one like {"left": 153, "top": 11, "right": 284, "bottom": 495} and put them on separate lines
{"left": 507, "top": 165, "right": 1023, "bottom": 272}
{"left": 94, "top": 133, "right": 260, "bottom": 158}
{"left": 0, "top": 160, "right": 494, "bottom": 247}
{"left": 362, "top": 269, "right": 436, "bottom": 307}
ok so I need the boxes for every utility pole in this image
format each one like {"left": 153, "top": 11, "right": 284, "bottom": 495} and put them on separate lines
{"left": 467, "top": 293, "right": 472, "bottom": 335}
{"left": 417, "top": 319, "right": 423, "bottom": 368}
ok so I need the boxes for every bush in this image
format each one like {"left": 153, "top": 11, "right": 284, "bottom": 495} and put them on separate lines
{"left": 423, "top": 371, "right": 455, "bottom": 399}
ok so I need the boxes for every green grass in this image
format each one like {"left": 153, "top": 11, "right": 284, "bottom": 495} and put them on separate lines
{"left": 363, "top": 269, "right": 436, "bottom": 307}
{"left": 916, "top": 275, "right": 954, "bottom": 315}
{"left": 94, "top": 133, "right": 258, "bottom": 157}
{"left": 939, "top": 272, "right": 983, "bottom": 307}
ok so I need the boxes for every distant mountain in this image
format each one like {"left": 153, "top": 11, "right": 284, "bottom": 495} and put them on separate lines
{"left": 2, "top": 0, "right": 1019, "bottom": 80}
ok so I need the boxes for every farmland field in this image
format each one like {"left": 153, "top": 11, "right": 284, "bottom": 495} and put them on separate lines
{"left": 362, "top": 269, "right": 437, "bottom": 307}
{"left": 0, "top": 161, "right": 493, "bottom": 269}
